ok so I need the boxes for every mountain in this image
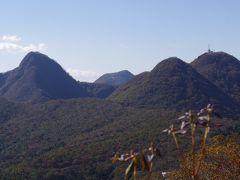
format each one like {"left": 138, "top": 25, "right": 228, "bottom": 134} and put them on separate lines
{"left": 95, "top": 70, "right": 134, "bottom": 86}
{"left": 0, "top": 52, "right": 115, "bottom": 102}
{"left": 0, "top": 52, "right": 89, "bottom": 102}
{"left": 0, "top": 73, "right": 4, "bottom": 87}
{"left": 79, "top": 82, "right": 116, "bottom": 98}
{"left": 191, "top": 51, "right": 240, "bottom": 104}
{"left": 0, "top": 54, "right": 239, "bottom": 179}
{"left": 110, "top": 57, "right": 239, "bottom": 116}
{"left": 0, "top": 97, "right": 23, "bottom": 122}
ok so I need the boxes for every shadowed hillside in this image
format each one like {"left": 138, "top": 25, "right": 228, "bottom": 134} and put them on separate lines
{"left": 191, "top": 51, "right": 240, "bottom": 104}
{"left": 110, "top": 57, "right": 239, "bottom": 117}
{"left": 0, "top": 52, "right": 115, "bottom": 102}
{"left": 79, "top": 82, "right": 116, "bottom": 98}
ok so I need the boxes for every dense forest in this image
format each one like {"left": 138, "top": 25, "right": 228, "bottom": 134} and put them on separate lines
{"left": 0, "top": 98, "right": 238, "bottom": 179}
{"left": 0, "top": 51, "right": 239, "bottom": 179}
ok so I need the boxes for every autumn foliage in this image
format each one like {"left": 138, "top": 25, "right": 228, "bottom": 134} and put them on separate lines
{"left": 170, "top": 134, "right": 240, "bottom": 179}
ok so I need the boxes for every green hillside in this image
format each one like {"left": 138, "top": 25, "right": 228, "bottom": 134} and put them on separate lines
{"left": 0, "top": 98, "right": 181, "bottom": 179}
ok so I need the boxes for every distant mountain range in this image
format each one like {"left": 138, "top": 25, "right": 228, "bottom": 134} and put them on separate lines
{"left": 0, "top": 51, "right": 239, "bottom": 179}
{"left": 0, "top": 51, "right": 240, "bottom": 116}
{"left": 95, "top": 70, "right": 134, "bottom": 86}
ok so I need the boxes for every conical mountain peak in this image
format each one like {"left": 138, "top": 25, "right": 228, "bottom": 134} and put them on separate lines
{"left": 19, "top": 51, "right": 60, "bottom": 70}
{"left": 153, "top": 57, "right": 185, "bottom": 69}
{"left": 192, "top": 51, "right": 239, "bottom": 66}
{"left": 151, "top": 57, "right": 193, "bottom": 79}
{"left": 0, "top": 52, "right": 90, "bottom": 102}
{"left": 191, "top": 51, "right": 240, "bottom": 103}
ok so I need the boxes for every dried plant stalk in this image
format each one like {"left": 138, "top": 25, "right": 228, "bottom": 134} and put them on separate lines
{"left": 191, "top": 123, "right": 196, "bottom": 180}
{"left": 172, "top": 133, "right": 179, "bottom": 150}
{"left": 189, "top": 111, "right": 197, "bottom": 180}
{"left": 195, "top": 113, "right": 211, "bottom": 177}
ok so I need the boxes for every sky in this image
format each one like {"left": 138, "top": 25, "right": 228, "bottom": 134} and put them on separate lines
{"left": 0, "top": 0, "right": 240, "bottom": 82}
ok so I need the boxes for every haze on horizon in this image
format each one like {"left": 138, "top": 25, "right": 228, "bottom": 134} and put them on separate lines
{"left": 0, "top": 0, "right": 240, "bottom": 82}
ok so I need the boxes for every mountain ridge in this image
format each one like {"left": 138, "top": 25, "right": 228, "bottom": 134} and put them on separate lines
{"left": 110, "top": 56, "right": 240, "bottom": 116}
{"left": 0, "top": 51, "right": 239, "bottom": 179}
{"left": 95, "top": 70, "right": 134, "bottom": 86}
{"left": 0, "top": 51, "right": 239, "bottom": 116}
{"left": 0, "top": 52, "right": 115, "bottom": 102}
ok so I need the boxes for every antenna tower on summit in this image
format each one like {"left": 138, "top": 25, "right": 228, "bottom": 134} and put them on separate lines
{"left": 208, "top": 44, "right": 213, "bottom": 53}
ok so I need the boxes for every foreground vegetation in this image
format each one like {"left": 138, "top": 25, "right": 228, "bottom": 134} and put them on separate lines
{"left": 169, "top": 134, "right": 240, "bottom": 179}
{"left": 0, "top": 98, "right": 238, "bottom": 179}
{"left": 0, "top": 98, "right": 178, "bottom": 179}
{"left": 111, "top": 104, "right": 240, "bottom": 180}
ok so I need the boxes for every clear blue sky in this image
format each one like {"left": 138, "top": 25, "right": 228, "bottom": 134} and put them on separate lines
{"left": 0, "top": 0, "right": 240, "bottom": 82}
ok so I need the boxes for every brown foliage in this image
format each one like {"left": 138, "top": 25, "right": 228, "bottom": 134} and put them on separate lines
{"left": 169, "top": 135, "right": 240, "bottom": 180}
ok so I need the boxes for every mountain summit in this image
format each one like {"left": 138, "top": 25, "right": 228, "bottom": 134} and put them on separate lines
{"left": 191, "top": 51, "right": 240, "bottom": 104}
{"left": 95, "top": 70, "right": 134, "bottom": 86}
{"left": 0, "top": 52, "right": 91, "bottom": 102}
{"left": 110, "top": 57, "right": 239, "bottom": 115}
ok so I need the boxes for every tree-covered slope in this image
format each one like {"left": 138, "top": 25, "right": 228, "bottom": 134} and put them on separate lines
{"left": 95, "top": 70, "right": 134, "bottom": 86}
{"left": 110, "top": 57, "right": 239, "bottom": 117}
{"left": 0, "top": 97, "right": 181, "bottom": 179}
{"left": 191, "top": 51, "right": 240, "bottom": 104}
{"left": 0, "top": 52, "right": 115, "bottom": 102}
